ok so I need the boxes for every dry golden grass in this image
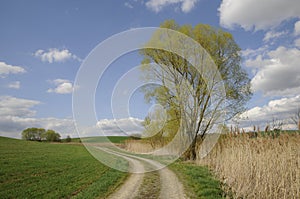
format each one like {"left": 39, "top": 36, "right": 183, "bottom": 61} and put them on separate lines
{"left": 124, "top": 137, "right": 186, "bottom": 155}
{"left": 198, "top": 133, "right": 300, "bottom": 199}
{"left": 124, "top": 139, "right": 154, "bottom": 153}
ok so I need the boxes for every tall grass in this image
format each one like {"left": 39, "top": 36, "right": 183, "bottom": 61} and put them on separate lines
{"left": 124, "top": 139, "right": 154, "bottom": 153}
{"left": 198, "top": 133, "right": 300, "bottom": 198}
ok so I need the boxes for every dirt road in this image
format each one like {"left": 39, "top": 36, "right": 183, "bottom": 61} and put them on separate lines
{"left": 97, "top": 147, "right": 186, "bottom": 199}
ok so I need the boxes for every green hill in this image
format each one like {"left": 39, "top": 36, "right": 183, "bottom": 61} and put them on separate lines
{"left": 0, "top": 136, "right": 128, "bottom": 198}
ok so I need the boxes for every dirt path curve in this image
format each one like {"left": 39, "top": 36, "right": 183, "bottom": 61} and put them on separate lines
{"left": 97, "top": 147, "right": 186, "bottom": 199}
{"left": 99, "top": 148, "right": 144, "bottom": 199}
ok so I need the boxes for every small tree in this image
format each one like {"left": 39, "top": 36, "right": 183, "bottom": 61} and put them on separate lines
{"left": 291, "top": 108, "right": 300, "bottom": 130}
{"left": 270, "top": 117, "right": 284, "bottom": 131}
{"left": 44, "top": 130, "right": 61, "bottom": 142}
{"left": 22, "top": 127, "right": 45, "bottom": 141}
{"left": 66, "top": 135, "right": 72, "bottom": 142}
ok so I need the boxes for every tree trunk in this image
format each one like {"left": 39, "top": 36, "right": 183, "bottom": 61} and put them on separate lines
{"left": 183, "top": 137, "right": 197, "bottom": 160}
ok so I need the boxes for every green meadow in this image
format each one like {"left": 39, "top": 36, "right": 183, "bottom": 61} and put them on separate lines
{"left": 0, "top": 137, "right": 128, "bottom": 198}
{"left": 0, "top": 136, "right": 227, "bottom": 198}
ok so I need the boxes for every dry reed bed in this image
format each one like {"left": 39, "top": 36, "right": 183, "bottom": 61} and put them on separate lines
{"left": 198, "top": 133, "right": 300, "bottom": 199}
{"left": 124, "top": 139, "right": 154, "bottom": 153}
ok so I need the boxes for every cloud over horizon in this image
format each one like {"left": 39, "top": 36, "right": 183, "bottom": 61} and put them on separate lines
{"left": 0, "top": 95, "right": 144, "bottom": 139}
{"left": 96, "top": 117, "right": 144, "bottom": 136}
{"left": 0, "top": 95, "right": 76, "bottom": 138}
{"left": 238, "top": 95, "right": 300, "bottom": 130}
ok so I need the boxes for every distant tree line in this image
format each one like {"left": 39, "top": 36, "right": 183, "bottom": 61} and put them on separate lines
{"left": 21, "top": 127, "right": 61, "bottom": 142}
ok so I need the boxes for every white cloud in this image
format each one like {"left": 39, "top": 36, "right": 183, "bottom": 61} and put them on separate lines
{"left": 238, "top": 95, "right": 300, "bottom": 130}
{"left": 34, "top": 48, "right": 81, "bottom": 63}
{"left": 0, "top": 115, "right": 76, "bottom": 139}
{"left": 0, "top": 61, "right": 26, "bottom": 78}
{"left": 96, "top": 117, "right": 144, "bottom": 136}
{"left": 0, "top": 96, "right": 144, "bottom": 138}
{"left": 8, "top": 81, "right": 20, "bottom": 89}
{"left": 69, "top": 117, "right": 144, "bottom": 137}
{"left": 241, "top": 45, "right": 269, "bottom": 58}
{"left": 294, "top": 20, "right": 300, "bottom": 36}
{"left": 0, "top": 96, "right": 40, "bottom": 117}
{"left": 125, "top": 2, "right": 134, "bottom": 8}
{"left": 263, "top": 31, "right": 287, "bottom": 42}
{"left": 181, "top": 0, "right": 197, "bottom": 13}
{"left": 52, "top": 79, "right": 70, "bottom": 84}
{"left": 245, "top": 55, "right": 270, "bottom": 68}
{"left": 246, "top": 46, "right": 300, "bottom": 97}
{"left": 219, "top": 0, "right": 300, "bottom": 30}
{"left": 295, "top": 38, "right": 300, "bottom": 47}
{"left": 0, "top": 95, "right": 76, "bottom": 138}
{"left": 34, "top": 117, "right": 76, "bottom": 137}
{"left": 145, "top": 0, "right": 198, "bottom": 13}
{"left": 47, "top": 79, "right": 73, "bottom": 94}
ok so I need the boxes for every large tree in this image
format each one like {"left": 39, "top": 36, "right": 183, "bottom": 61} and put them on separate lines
{"left": 140, "top": 20, "right": 252, "bottom": 160}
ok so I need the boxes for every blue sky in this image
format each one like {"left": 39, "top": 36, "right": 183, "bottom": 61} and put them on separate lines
{"left": 1, "top": 0, "right": 300, "bottom": 138}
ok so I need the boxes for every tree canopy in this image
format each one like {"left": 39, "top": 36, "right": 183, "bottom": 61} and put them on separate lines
{"left": 140, "top": 20, "right": 252, "bottom": 160}
{"left": 22, "top": 127, "right": 61, "bottom": 142}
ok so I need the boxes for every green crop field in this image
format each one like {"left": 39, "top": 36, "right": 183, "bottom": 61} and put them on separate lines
{"left": 0, "top": 136, "right": 128, "bottom": 198}
{"left": 68, "top": 136, "right": 129, "bottom": 144}
{"left": 82, "top": 136, "right": 129, "bottom": 143}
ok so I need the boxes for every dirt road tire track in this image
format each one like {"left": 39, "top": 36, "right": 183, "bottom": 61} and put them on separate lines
{"left": 97, "top": 147, "right": 186, "bottom": 199}
{"left": 101, "top": 148, "right": 144, "bottom": 199}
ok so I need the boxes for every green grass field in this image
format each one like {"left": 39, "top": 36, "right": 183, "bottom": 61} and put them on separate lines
{"left": 0, "top": 137, "right": 128, "bottom": 198}
{"left": 0, "top": 136, "right": 226, "bottom": 198}
{"left": 68, "top": 136, "right": 129, "bottom": 143}
{"left": 170, "top": 162, "right": 225, "bottom": 199}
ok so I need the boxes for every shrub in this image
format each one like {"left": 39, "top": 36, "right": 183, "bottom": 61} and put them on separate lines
{"left": 66, "top": 135, "right": 72, "bottom": 142}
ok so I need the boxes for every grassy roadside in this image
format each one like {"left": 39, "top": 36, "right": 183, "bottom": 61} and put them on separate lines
{"left": 0, "top": 136, "right": 128, "bottom": 198}
{"left": 134, "top": 171, "right": 161, "bottom": 199}
{"left": 169, "top": 161, "right": 226, "bottom": 199}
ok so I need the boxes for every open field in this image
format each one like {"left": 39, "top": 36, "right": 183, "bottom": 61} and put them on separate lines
{"left": 198, "top": 132, "right": 300, "bottom": 198}
{"left": 63, "top": 136, "right": 129, "bottom": 143}
{"left": 0, "top": 136, "right": 128, "bottom": 198}
{"left": 0, "top": 135, "right": 227, "bottom": 198}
